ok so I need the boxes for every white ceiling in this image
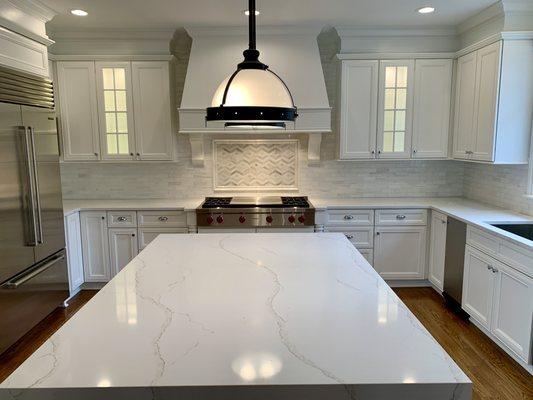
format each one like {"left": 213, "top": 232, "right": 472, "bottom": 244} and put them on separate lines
{"left": 42, "top": 0, "right": 497, "bottom": 31}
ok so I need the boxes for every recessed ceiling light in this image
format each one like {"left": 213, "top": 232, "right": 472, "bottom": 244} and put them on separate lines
{"left": 70, "top": 9, "right": 88, "bottom": 16}
{"left": 417, "top": 6, "right": 435, "bottom": 14}
{"left": 244, "top": 10, "right": 260, "bottom": 16}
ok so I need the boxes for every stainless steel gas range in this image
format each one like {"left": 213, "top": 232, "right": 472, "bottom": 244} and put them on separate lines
{"left": 196, "top": 196, "right": 315, "bottom": 230}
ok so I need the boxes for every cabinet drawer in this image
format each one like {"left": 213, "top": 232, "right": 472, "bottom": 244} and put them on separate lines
{"left": 327, "top": 209, "right": 374, "bottom": 226}
{"left": 327, "top": 227, "right": 374, "bottom": 248}
{"left": 138, "top": 227, "right": 188, "bottom": 249}
{"left": 137, "top": 210, "right": 186, "bottom": 227}
{"left": 467, "top": 226, "right": 499, "bottom": 256}
{"left": 376, "top": 209, "right": 427, "bottom": 226}
{"left": 107, "top": 211, "right": 137, "bottom": 228}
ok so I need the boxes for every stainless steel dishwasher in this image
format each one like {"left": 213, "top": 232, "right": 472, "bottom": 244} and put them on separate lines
{"left": 443, "top": 217, "right": 469, "bottom": 316}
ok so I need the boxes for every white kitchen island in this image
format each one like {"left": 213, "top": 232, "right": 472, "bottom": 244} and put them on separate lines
{"left": 0, "top": 233, "right": 471, "bottom": 400}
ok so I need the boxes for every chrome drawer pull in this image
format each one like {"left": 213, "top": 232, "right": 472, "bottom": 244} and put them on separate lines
{"left": 158, "top": 216, "right": 169, "bottom": 222}
{"left": 343, "top": 215, "right": 354, "bottom": 220}
{"left": 345, "top": 234, "right": 354, "bottom": 240}
{"left": 396, "top": 215, "right": 406, "bottom": 220}
{"left": 117, "top": 216, "right": 128, "bottom": 222}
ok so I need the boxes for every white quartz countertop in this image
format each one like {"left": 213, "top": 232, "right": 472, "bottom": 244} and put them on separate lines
{"left": 62, "top": 198, "right": 203, "bottom": 215}
{"left": 0, "top": 234, "right": 471, "bottom": 400}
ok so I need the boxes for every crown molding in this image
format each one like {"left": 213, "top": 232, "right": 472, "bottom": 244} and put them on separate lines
{"left": 48, "top": 54, "right": 174, "bottom": 61}
{"left": 457, "top": 1, "right": 504, "bottom": 34}
{"left": 48, "top": 29, "right": 176, "bottom": 41}
{"left": 502, "top": 0, "right": 533, "bottom": 13}
{"left": 337, "top": 52, "right": 456, "bottom": 60}
{"left": 185, "top": 25, "right": 323, "bottom": 38}
{"left": 335, "top": 26, "right": 457, "bottom": 38}
{"left": 2, "top": 0, "right": 57, "bottom": 22}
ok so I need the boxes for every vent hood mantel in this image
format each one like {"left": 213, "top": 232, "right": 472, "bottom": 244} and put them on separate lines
{"left": 179, "top": 26, "right": 331, "bottom": 165}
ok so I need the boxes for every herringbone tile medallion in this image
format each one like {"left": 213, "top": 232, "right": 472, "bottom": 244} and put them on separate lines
{"left": 213, "top": 140, "right": 298, "bottom": 191}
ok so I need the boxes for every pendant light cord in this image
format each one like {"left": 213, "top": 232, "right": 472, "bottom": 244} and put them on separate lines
{"left": 248, "top": 0, "right": 256, "bottom": 50}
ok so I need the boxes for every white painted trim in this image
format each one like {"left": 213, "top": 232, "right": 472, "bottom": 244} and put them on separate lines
{"left": 3, "top": 0, "right": 57, "bottom": 22}
{"left": 0, "top": 17, "right": 54, "bottom": 45}
{"left": 500, "top": 31, "right": 533, "bottom": 40}
{"left": 457, "top": 1, "right": 504, "bottom": 35}
{"left": 335, "top": 26, "right": 457, "bottom": 38}
{"left": 48, "top": 29, "right": 176, "bottom": 40}
{"left": 49, "top": 54, "right": 174, "bottom": 61}
{"left": 337, "top": 52, "right": 455, "bottom": 60}
{"left": 455, "top": 32, "right": 533, "bottom": 59}
{"left": 180, "top": 129, "right": 331, "bottom": 135}
{"left": 185, "top": 25, "right": 323, "bottom": 38}
{"left": 527, "top": 124, "right": 533, "bottom": 196}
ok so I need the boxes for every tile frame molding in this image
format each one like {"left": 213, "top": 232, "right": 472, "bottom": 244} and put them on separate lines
{"left": 213, "top": 139, "right": 299, "bottom": 192}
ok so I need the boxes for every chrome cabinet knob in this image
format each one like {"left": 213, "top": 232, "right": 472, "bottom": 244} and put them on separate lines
{"left": 344, "top": 215, "right": 355, "bottom": 220}
{"left": 396, "top": 215, "right": 406, "bottom": 220}
{"left": 158, "top": 216, "right": 169, "bottom": 222}
{"left": 345, "top": 234, "right": 354, "bottom": 240}
{"left": 117, "top": 216, "right": 128, "bottom": 222}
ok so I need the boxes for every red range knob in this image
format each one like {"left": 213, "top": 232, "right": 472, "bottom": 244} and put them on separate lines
{"left": 288, "top": 215, "right": 296, "bottom": 224}
{"left": 206, "top": 215, "right": 214, "bottom": 225}
{"left": 239, "top": 215, "right": 246, "bottom": 224}
{"left": 266, "top": 215, "right": 273, "bottom": 224}
{"left": 216, "top": 215, "right": 224, "bottom": 224}
{"left": 298, "top": 215, "right": 306, "bottom": 224}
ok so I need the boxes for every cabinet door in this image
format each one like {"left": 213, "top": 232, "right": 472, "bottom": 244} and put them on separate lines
{"left": 95, "top": 62, "right": 136, "bottom": 160}
{"left": 472, "top": 41, "right": 501, "bottom": 162}
{"left": 452, "top": 52, "right": 477, "bottom": 160}
{"left": 80, "top": 211, "right": 111, "bottom": 282}
{"left": 377, "top": 60, "right": 414, "bottom": 159}
{"left": 428, "top": 212, "right": 447, "bottom": 291}
{"left": 373, "top": 226, "right": 427, "bottom": 279}
{"left": 462, "top": 246, "right": 495, "bottom": 329}
{"left": 108, "top": 228, "right": 138, "bottom": 276}
{"left": 339, "top": 60, "right": 378, "bottom": 159}
{"left": 491, "top": 262, "right": 533, "bottom": 363}
{"left": 64, "top": 213, "right": 84, "bottom": 293}
{"left": 56, "top": 61, "right": 100, "bottom": 161}
{"left": 412, "top": 59, "right": 452, "bottom": 159}
{"left": 132, "top": 62, "right": 173, "bottom": 160}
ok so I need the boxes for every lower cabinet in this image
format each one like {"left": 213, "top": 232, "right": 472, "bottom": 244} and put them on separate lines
{"left": 358, "top": 248, "right": 374, "bottom": 265}
{"left": 463, "top": 245, "right": 533, "bottom": 364}
{"left": 80, "top": 211, "right": 111, "bottom": 282}
{"left": 374, "top": 226, "right": 427, "bottom": 280}
{"left": 428, "top": 211, "right": 447, "bottom": 291}
{"left": 108, "top": 228, "right": 139, "bottom": 275}
{"left": 138, "top": 227, "right": 188, "bottom": 249}
{"left": 64, "top": 212, "right": 85, "bottom": 294}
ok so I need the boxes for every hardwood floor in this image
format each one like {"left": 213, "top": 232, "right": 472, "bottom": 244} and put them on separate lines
{"left": 0, "top": 287, "right": 531, "bottom": 400}
{"left": 394, "top": 287, "right": 533, "bottom": 400}
{"left": 0, "top": 290, "right": 98, "bottom": 383}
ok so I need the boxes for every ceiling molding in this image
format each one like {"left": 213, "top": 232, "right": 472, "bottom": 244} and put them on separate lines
{"left": 185, "top": 25, "right": 323, "bottom": 38}
{"left": 48, "top": 29, "right": 176, "bottom": 40}
{"left": 502, "top": 0, "right": 533, "bottom": 13}
{"left": 335, "top": 26, "right": 457, "bottom": 38}
{"left": 456, "top": 1, "right": 504, "bottom": 34}
{"left": 337, "top": 52, "right": 456, "bottom": 60}
{"left": 3, "top": 0, "right": 57, "bottom": 22}
{"left": 48, "top": 54, "right": 174, "bottom": 61}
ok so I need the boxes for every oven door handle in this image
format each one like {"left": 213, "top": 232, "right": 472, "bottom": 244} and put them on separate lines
{"left": 2, "top": 253, "right": 65, "bottom": 289}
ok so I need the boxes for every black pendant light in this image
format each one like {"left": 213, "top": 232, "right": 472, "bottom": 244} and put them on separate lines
{"left": 206, "top": 0, "right": 298, "bottom": 128}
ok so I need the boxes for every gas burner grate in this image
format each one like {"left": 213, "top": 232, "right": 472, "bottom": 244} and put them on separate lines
{"left": 202, "top": 197, "right": 232, "bottom": 208}
{"left": 281, "top": 197, "right": 310, "bottom": 208}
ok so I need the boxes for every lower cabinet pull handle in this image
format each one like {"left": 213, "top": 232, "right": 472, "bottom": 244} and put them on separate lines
{"left": 345, "top": 234, "right": 354, "bottom": 240}
{"left": 158, "top": 216, "right": 169, "bottom": 222}
{"left": 344, "top": 215, "right": 354, "bottom": 220}
{"left": 396, "top": 215, "right": 406, "bottom": 220}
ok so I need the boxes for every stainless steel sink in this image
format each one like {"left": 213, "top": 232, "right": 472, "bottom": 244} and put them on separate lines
{"left": 491, "top": 223, "right": 533, "bottom": 241}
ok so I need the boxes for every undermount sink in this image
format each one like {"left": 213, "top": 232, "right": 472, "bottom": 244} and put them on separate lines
{"left": 491, "top": 223, "right": 533, "bottom": 241}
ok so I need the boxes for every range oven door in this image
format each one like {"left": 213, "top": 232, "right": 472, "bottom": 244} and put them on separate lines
{"left": 0, "top": 250, "right": 69, "bottom": 354}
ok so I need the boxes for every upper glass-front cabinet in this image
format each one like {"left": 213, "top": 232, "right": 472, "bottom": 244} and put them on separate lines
{"left": 377, "top": 60, "right": 414, "bottom": 159}
{"left": 95, "top": 62, "right": 136, "bottom": 160}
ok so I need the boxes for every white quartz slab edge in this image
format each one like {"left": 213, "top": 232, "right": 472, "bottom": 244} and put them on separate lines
{"left": 0, "top": 233, "right": 471, "bottom": 400}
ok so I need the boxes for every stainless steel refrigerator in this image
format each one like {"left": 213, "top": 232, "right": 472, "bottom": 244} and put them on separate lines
{"left": 0, "top": 66, "right": 68, "bottom": 354}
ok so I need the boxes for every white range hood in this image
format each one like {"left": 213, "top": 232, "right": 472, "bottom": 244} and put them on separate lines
{"left": 179, "top": 26, "right": 331, "bottom": 164}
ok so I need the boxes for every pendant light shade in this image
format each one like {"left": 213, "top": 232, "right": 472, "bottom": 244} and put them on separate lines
{"left": 206, "top": 0, "right": 297, "bottom": 128}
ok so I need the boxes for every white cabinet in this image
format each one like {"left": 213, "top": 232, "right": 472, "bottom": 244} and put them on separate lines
{"left": 339, "top": 60, "right": 378, "bottom": 159}
{"left": 131, "top": 61, "right": 173, "bottom": 160}
{"left": 491, "top": 262, "right": 533, "bottom": 363}
{"left": 359, "top": 248, "right": 374, "bottom": 265}
{"left": 0, "top": 26, "right": 49, "bottom": 77}
{"left": 56, "top": 62, "right": 100, "bottom": 161}
{"left": 377, "top": 60, "right": 414, "bottom": 159}
{"left": 412, "top": 59, "right": 452, "bottom": 159}
{"left": 138, "top": 227, "right": 188, "bottom": 249}
{"left": 453, "top": 40, "right": 533, "bottom": 164}
{"left": 428, "top": 211, "right": 447, "bottom": 291}
{"left": 64, "top": 212, "right": 84, "bottom": 294}
{"left": 80, "top": 211, "right": 111, "bottom": 282}
{"left": 56, "top": 60, "right": 173, "bottom": 162}
{"left": 374, "top": 226, "right": 427, "bottom": 280}
{"left": 108, "top": 228, "right": 139, "bottom": 275}
{"left": 462, "top": 245, "right": 496, "bottom": 329}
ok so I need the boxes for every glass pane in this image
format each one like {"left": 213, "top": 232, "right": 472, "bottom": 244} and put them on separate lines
{"left": 396, "top": 89, "right": 407, "bottom": 109}
{"left": 395, "top": 110, "right": 406, "bottom": 131}
{"left": 384, "top": 89, "right": 395, "bottom": 109}
{"left": 102, "top": 68, "right": 114, "bottom": 89}
{"left": 396, "top": 67, "right": 408, "bottom": 88}
{"left": 107, "top": 134, "right": 118, "bottom": 154}
{"left": 105, "top": 113, "right": 117, "bottom": 133}
{"left": 394, "top": 132, "right": 405, "bottom": 152}
{"left": 385, "top": 67, "right": 396, "bottom": 88}
{"left": 104, "top": 91, "right": 115, "bottom": 111}
{"left": 383, "top": 132, "right": 394, "bottom": 152}
{"left": 116, "top": 113, "right": 128, "bottom": 133}
{"left": 115, "top": 91, "right": 127, "bottom": 111}
{"left": 114, "top": 68, "right": 126, "bottom": 90}
{"left": 118, "top": 134, "right": 129, "bottom": 154}
{"left": 384, "top": 111, "right": 394, "bottom": 131}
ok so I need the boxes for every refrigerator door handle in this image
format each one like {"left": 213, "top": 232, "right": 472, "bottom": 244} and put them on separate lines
{"left": 2, "top": 253, "right": 65, "bottom": 289}
{"left": 28, "top": 126, "right": 43, "bottom": 245}
{"left": 20, "top": 126, "right": 38, "bottom": 246}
